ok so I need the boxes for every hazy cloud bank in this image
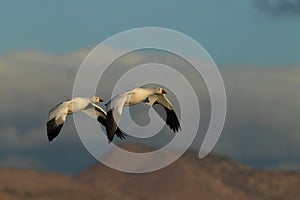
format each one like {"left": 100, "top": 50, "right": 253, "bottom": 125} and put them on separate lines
{"left": 0, "top": 49, "right": 299, "bottom": 173}
{"left": 252, "top": 0, "right": 300, "bottom": 17}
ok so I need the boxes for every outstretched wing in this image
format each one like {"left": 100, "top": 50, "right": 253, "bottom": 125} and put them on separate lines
{"left": 46, "top": 102, "right": 69, "bottom": 141}
{"left": 146, "top": 94, "right": 181, "bottom": 132}
{"left": 82, "top": 103, "right": 126, "bottom": 141}
{"left": 105, "top": 93, "right": 129, "bottom": 142}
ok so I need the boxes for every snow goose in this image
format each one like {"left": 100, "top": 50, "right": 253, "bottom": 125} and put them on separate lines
{"left": 105, "top": 87, "right": 181, "bottom": 141}
{"left": 46, "top": 96, "right": 126, "bottom": 142}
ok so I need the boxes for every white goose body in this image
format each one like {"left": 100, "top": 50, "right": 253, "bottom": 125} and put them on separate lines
{"left": 67, "top": 97, "right": 93, "bottom": 113}
{"left": 47, "top": 96, "right": 126, "bottom": 142}
{"left": 105, "top": 87, "right": 181, "bottom": 141}
{"left": 48, "top": 97, "right": 90, "bottom": 119}
{"left": 107, "top": 88, "right": 153, "bottom": 108}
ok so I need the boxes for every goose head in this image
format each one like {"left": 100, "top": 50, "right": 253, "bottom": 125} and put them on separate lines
{"left": 154, "top": 87, "right": 167, "bottom": 95}
{"left": 92, "top": 96, "right": 103, "bottom": 103}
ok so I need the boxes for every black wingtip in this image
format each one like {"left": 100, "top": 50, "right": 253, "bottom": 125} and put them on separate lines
{"left": 115, "top": 128, "right": 127, "bottom": 140}
{"left": 97, "top": 113, "right": 126, "bottom": 142}
{"left": 106, "top": 110, "right": 118, "bottom": 142}
{"left": 48, "top": 135, "right": 54, "bottom": 142}
{"left": 47, "top": 119, "right": 63, "bottom": 142}
{"left": 47, "top": 124, "right": 63, "bottom": 142}
{"left": 152, "top": 103, "right": 181, "bottom": 133}
{"left": 105, "top": 128, "right": 126, "bottom": 142}
{"left": 166, "top": 109, "right": 181, "bottom": 133}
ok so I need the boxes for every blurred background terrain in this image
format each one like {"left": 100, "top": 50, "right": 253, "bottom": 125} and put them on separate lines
{"left": 1, "top": 144, "right": 300, "bottom": 200}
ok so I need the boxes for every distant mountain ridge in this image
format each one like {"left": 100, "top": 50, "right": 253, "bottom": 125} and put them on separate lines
{"left": 1, "top": 143, "right": 300, "bottom": 200}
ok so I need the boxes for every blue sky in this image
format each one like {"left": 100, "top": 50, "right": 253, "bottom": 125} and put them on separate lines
{"left": 1, "top": 0, "right": 300, "bottom": 66}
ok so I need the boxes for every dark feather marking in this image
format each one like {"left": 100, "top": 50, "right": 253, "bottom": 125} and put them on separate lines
{"left": 165, "top": 109, "right": 181, "bottom": 132}
{"left": 115, "top": 128, "right": 127, "bottom": 140}
{"left": 153, "top": 103, "right": 181, "bottom": 132}
{"left": 86, "top": 104, "right": 126, "bottom": 141}
{"left": 97, "top": 114, "right": 126, "bottom": 141}
{"left": 105, "top": 110, "right": 119, "bottom": 142}
{"left": 47, "top": 118, "right": 64, "bottom": 142}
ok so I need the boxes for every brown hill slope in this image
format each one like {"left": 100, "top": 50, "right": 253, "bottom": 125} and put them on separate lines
{"left": 1, "top": 143, "right": 300, "bottom": 200}
{"left": 0, "top": 168, "right": 116, "bottom": 200}
{"left": 78, "top": 144, "right": 300, "bottom": 200}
